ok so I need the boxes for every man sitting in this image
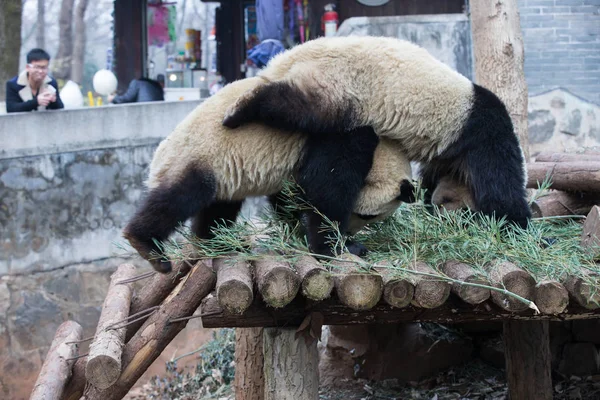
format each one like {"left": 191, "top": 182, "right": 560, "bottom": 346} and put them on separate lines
{"left": 108, "top": 75, "right": 165, "bottom": 104}
{"left": 5, "top": 48, "right": 64, "bottom": 113}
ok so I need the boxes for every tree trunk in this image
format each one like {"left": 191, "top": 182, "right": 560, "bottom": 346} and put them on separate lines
{"left": 235, "top": 328, "right": 265, "bottom": 400}
{"left": 470, "top": 0, "right": 529, "bottom": 160}
{"left": 53, "top": 0, "right": 75, "bottom": 80}
{"left": 70, "top": 0, "right": 88, "bottom": 84}
{"left": 0, "top": 0, "right": 22, "bottom": 102}
{"left": 37, "top": 0, "right": 45, "bottom": 49}
{"left": 263, "top": 328, "right": 319, "bottom": 400}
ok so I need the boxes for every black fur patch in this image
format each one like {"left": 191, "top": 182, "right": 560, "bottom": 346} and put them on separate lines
{"left": 223, "top": 81, "right": 356, "bottom": 134}
{"left": 424, "top": 84, "right": 531, "bottom": 228}
{"left": 397, "top": 179, "right": 416, "bottom": 203}
{"left": 191, "top": 201, "right": 243, "bottom": 239}
{"left": 295, "top": 126, "right": 379, "bottom": 255}
{"left": 123, "top": 166, "right": 217, "bottom": 273}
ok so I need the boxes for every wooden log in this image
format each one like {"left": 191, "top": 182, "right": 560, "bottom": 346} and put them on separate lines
{"left": 200, "top": 295, "right": 600, "bottom": 328}
{"left": 410, "top": 261, "right": 451, "bottom": 309}
{"left": 441, "top": 261, "right": 490, "bottom": 305}
{"left": 535, "top": 152, "right": 600, "bottom": 163}
{"left": 530, "top": 191, "right": 600, "bottom": 218}
{"left": 331, "top": 253, "right": 383, "bottom": 310}
{"left": 374, "top": 261, "right": 414, "bottom": 309}
{"left": 86, "top": 263, "right": 136, "bottom": 389}
{"left": 263, "top": 328, "right": 319, "bottom": 400}
{"left": 487, "top": 260, "right": 535, "bottom": 312}
{"left": 235, "top": 328, "right": 265, "bottom": 400}
{"left": 125, "top": 246, "right": 198, "bottom": 341}
{"left": 214, "top": 256, "right": 253, "bottom": 314}
{"left": 564, "top": 272, "right": 600, "bottom": 310}
{"left": 503, "top": 320, "right": 553, "bottom": 400}
{"left": 294, "top": 255, "right": 333, "bottom": 301}
{"left": 534, "top": 280, "right": 569, "bottom": 315}
{"left": 30, "top": 320, "right": 83, "bottom": 400}
{"left": 526, "top": 161, "right": 600, "bottom": 192}
{"left": 62, "top": 358, "right": 85, "bottom": 400}
{"left": 254, "top": 255, "right": 300, "bottom": 308}
{"left": 581, "top": 205, "right": 600, "bottom": 260}
{"left": 66, "top": 260, "right": 217, "bottom": 400}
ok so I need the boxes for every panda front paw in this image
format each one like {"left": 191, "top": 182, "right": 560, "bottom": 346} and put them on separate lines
{"left": 151, "top": 259, "right": 173, "bottom": 274}
{"left": 346, "top": 240, "right": 369, "bottom": 257}
{"left": 397, "top": 179, "right": 417, "bottom": 203}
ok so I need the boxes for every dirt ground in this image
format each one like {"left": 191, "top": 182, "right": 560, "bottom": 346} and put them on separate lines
{"left": 127, "top": 356, "right": 600, "bottom": 400}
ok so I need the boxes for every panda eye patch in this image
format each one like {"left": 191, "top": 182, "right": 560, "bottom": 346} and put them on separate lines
{"left": 355, "top": 213, "right": 379, "bottom": 221}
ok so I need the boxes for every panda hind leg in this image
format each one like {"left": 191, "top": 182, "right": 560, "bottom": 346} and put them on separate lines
{"left": 223, "top": 81, "right": 352, "bottom": 134}
{"left": 123, "top": 167, "right": 217, "bottom": 273}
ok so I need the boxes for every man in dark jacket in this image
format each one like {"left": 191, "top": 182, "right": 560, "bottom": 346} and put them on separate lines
{"left": 6, "top": 48, "right": 64, "bottom": 113}
{"left": 108, "top": 75, "right": 165, "bottom": 104}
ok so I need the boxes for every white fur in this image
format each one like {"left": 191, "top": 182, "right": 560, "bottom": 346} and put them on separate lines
{"left": 257, "top": 36, "right": 475, "bottom": 162}
{"left": 148, "top": 77, "right": 411, "bottom": 224}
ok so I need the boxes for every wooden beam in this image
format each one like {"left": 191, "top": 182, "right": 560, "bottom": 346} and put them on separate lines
{"left": 503, "top": 321, "right": 553, "bottom": 400}
{"left": 200, "top": 294, "right": 600, "bottom": 328}
{"left": 527, "top": 162, "right": 600, "bottom": 192}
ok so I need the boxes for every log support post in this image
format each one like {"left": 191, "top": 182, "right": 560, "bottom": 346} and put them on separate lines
{"left": 503, "top": 320, "right": 552, "bottom": 400}
{"left": 263, "top": 328, "right": 319, "bottom": 400}
{"left": 235, "top": 328, "right": 265, "bottom": 400}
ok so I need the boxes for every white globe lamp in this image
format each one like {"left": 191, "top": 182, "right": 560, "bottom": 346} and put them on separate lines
{"left": 93, "top": 69, "right": 118, "bottom": 96}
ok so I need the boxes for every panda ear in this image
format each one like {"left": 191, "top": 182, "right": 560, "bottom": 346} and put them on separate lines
{"left": 397, "top": 179, "right": 416, "bottom": 203}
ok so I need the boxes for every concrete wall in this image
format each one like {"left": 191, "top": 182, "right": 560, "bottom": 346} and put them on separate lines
{"left": 0, "top": 100, "right": 202, "bottom": 275}
{"left": 519, "top": 0, "right": 600, "bottom": 104}
{"left": 337, "top": 14, "right": 474, "bottom": 80}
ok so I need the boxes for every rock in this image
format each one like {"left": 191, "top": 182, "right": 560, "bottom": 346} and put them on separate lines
{"left": 572, "top": 320, "right": 600, "bottom": 345}
{"left": 319, "top": 323, "right": 474, "bottom": 384}
{"left": 559, "top": 343, "right": 600, "bottom": 377}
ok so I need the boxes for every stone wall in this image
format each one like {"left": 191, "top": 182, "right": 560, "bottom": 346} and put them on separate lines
{"left": 528, "top": 88, "right": 600, "bottom": 155}
{"left": 0, "top": 100, "right": 203, "bottom": 399}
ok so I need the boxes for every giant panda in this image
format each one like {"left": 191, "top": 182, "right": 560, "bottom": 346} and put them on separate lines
{"left": 124, "top": 76, "right": 415, "bottom": 273}
{"left": 222, "top": 36, "right": 531, "bottom": 229}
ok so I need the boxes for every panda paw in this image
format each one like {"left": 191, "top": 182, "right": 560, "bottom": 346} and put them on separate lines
{"left": 151, "top": 259, "right": 173, "bottom": 274}
{"left": 346, "top": 240, "right": 369, "bottom": 257}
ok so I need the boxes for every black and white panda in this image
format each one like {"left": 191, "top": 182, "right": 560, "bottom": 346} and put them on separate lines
{"left": 124, "top": 76, "right": 415, "bottom": 273}
{"left": 431, "top": 176, "right": 476, "bottom": 212}
{"left": 222, "top": 36, "right": 531, "bottom": 229}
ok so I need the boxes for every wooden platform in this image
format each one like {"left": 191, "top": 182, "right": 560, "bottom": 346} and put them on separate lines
{"left": 200, "top": 294, "right": 600, "bottom": 328}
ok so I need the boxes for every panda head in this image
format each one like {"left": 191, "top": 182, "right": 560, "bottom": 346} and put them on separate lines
{"left": 431, "top": 176, "right": 475, "bottom": 211}
{"left": 346, "top": 138, "right": 415, "bottom": 235}
{"left": 347, "top": 179, "right": 416, "bottom": 235}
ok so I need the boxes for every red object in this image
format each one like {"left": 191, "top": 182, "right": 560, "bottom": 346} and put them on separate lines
{"left": 321, "top": 7, "right": 338, "bottom": 36}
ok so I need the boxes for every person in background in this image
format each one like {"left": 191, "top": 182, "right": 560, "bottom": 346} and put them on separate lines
{"left": 5, "top": 48, "right": 64, "bottom": 113}
{"left": 108, "top": 74, "right": 165, "bottom": 104}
